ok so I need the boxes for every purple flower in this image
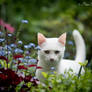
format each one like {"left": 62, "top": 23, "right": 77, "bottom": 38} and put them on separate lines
{"left": 25, "top": 51, "right": 30, "bottom": 55}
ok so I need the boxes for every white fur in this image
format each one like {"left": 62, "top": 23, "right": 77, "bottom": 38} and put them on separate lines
{"left": 36, "top": 30, "right": 86, "bottom": 82}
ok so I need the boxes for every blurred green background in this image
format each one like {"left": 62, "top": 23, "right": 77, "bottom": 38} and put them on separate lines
{"left": 0, "top": 0, "right": 92, "bottom": 66}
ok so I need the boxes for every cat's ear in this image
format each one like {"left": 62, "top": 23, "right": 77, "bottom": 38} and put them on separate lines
{"left": 38, "top": 33, "right": 46, "bottom": 46}
{"left": 58, "top": 33, "right": 66, "bottom": 46}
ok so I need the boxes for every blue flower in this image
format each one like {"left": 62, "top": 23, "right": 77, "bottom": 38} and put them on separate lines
{"left": 8, "top": 34, "right": 12, "bottom": 37}
{"left": 0, "top": 32, "right": 4, "bottom": 36}
{"left": 0, "top": 50, "right": 6, "bottom": 56}
{"left": 4, "top": 45, "right": 12, "bottom": 51}
{"left": 21, "top": 20, "right": 28, "bottom": 24}
{"left": 29, "top": 43, "right": 35, "bottom": 48}
{"left": 10, "top": 44, "right": 17, "bottom": 48}
{"left": 18, "top": 40, "right": 23, "bottom": 45}
{"left": 25, "top": 56, "right": 31, "bottom": 59}
{"left": 35, "top": 46, "right": 41, "bottom": 50}
{"left": 68, "top": 41, "right": 73, "bottom": 45}
{"left": 24, "top": 45, "right": 30, "bottom": 49}
{"left": 14, "top": 48, "right": 23, "bottom": 54}
{"left": 0, "top": 38, "right": 5, "bottom": 43}
{"left": 50, "top": 67, "right": 55, "bottom": 70}
{"left": 29, "top": 59, "right": 37, "bottom": 63}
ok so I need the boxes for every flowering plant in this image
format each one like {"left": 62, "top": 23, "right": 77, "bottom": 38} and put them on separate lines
{"left": 0, "top": 19, "right": 41, "bottom": 92}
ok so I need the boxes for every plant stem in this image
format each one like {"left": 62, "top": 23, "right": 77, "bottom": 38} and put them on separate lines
{"left": 78, "top": 66, "right": 82, "bottom": 78}
{"left": 5, "top": 28, "right": 8, "bottom": 69}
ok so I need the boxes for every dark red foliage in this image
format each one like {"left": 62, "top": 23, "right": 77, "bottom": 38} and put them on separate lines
{"left": 0, "top": 68, "right": 23, "bottom": 87}
{"left": 0, "top": 73, "right": 7, "bottom": 80}
{"left": 28, "top": 64, "right": 37, "bottom": 67}
{"left": 28, "top": 64, "right": 42, "bottom": 69}
{"left": 24, "top": 75, "right": 32, "bottom": 83}
{"left": 18, "top": 65, "right": 28, "bottom": 70}
{"left": 0, "top": 56, "right": 9, "bottom": 63}
{"left": 18, "top": 60, "right": 21, "bottom": 64}
{"left": 13, "top": 54, "right": 24, "bottom": 59}
{"left": 36, "top": 66, "right": 42, "bottom": 69}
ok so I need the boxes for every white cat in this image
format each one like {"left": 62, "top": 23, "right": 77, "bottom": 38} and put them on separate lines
{"left": 36, "top": 30, "right": 86, "bottom": 82}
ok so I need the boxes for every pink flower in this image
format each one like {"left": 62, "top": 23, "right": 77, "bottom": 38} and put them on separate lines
{"left": 0, "top": 19, "right": 15, "bottom": 33}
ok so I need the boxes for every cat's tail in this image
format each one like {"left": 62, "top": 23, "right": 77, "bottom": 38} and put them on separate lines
{"left": 73, "top": 30, "right": 86, "bottom": 63}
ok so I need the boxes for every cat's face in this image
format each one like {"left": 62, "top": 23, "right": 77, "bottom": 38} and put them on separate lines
{"left": 38, "top": 33, "right": 66, "bottom": 64}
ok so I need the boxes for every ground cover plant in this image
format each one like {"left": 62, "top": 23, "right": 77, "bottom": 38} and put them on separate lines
{"left": 0, "top": 19, "right": 92, "bottom": 92}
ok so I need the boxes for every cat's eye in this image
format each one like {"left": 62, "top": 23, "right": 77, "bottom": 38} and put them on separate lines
{"left": 44, "top": 50, "right": 50, "bottom": 54}
{"left": 55, "top": 50, "right": 60, "bottom": 54}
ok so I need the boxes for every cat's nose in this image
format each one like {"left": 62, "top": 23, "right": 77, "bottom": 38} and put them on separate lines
{"left": 50, "top": 58, "right": 54, "bottom": 62}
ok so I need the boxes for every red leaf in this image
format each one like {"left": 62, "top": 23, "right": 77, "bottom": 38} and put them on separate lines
{"left": 28, "top": 64, "right": 37, "bottom": 67}
{"left": 0, "top": 56, "right": 9, "bottom": 63}
{"left": 24, "top": 75, "right": 32, "bottom": 82}
{"left": 36, "top": 66, "right": 42, "bottom": 69}
{"left": 13, "top": 54, "right": 24, "bottom": 59}
{"left": 18, "top": 60, "right": 21, "bottom": 64}
{"left": 18, "top": 65, "right": 28, "bottom": 70}
{"left": 0, "top": 73, "right": 7, "bottom": 80}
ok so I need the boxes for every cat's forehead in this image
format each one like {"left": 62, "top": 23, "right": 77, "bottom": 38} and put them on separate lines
{"left": 41, "top": 38, "right": 64, "bottom": 50}
{"left": 46, "top": 38, "right": 58, "bottom": 43}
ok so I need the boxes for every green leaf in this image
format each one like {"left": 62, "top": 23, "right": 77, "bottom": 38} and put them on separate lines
{"left": 27, "top": 82, "right": 32, "bottom": 88}
{"left": 16, "top": 81, "right": 24, "bottom": 92}
{"left": 42, "top": 72, "right": 48, "bottom": 78}
{"left": 79, "top": 60, "right": 88, "bottom": 66}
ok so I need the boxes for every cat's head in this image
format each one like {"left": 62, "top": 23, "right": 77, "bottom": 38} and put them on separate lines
{"left": 38, "top": 33, "right": 66, "bottom": 64}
